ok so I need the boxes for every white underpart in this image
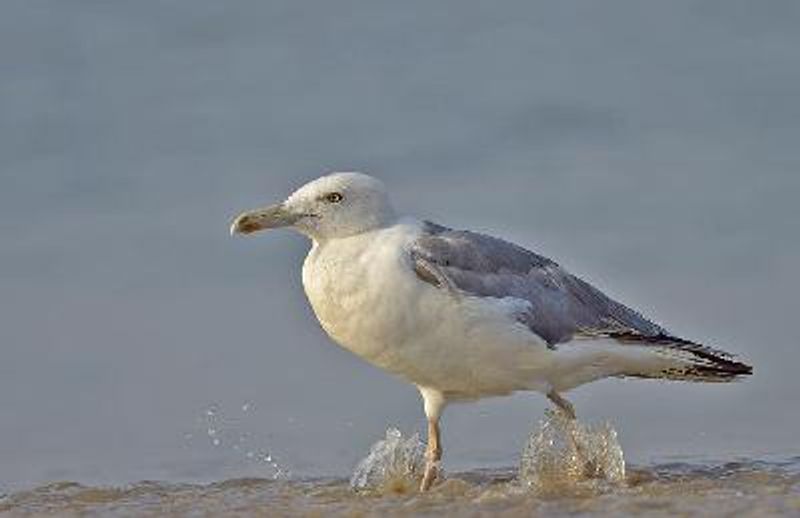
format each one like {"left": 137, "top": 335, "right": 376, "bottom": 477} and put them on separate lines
{"left": 300, "top": 217, "right": 689, "bottom": 419}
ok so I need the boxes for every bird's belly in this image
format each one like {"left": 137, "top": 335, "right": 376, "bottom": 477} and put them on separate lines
{"left": 386, "top": 294, "right": 554, "bottom": 398}
{"left": 304, "top": 250, "right": 552, "bottom": 398}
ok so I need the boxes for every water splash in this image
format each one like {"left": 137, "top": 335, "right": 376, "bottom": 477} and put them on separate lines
{"left": 519, "top": 409, "right": 626, "bottom": 492}
{"left": 350, "top": 428, "right": 425, "bottom": 492}
{"left": 184, "top": 402, "right": 291, "bottom": 480}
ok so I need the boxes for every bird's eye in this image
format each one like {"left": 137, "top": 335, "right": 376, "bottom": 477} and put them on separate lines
{"left": 325, "top": 192, "right": 344, "bottom": 203}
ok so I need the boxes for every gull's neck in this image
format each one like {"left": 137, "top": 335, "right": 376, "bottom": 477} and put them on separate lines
{"left": 307, "top": 210, "right": 400, "bottom": 245}
{"left": 310, "top": 222, "right": 391, "bottom": 248}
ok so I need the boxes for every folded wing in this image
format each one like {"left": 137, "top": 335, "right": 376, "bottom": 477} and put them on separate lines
{"left": 410, "top": 221, "right": 666, "bottom": 345}
{"left": 409, "top": 221, "right": 751, "bottom": 381}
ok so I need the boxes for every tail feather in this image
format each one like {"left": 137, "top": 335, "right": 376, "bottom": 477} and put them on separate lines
{"left": 607, "top": 331, "right": 753, "bottom": 382}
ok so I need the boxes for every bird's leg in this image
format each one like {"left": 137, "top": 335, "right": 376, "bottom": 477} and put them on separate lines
{"left": 547, "top": 391, "right": 595, "bottom": 475}
{"left": 418, "top": 387, "right": 446, "bottom": 491}
{"left": 419, "top": 418, "right": 442, "bottom": 491}
{"left": 547, "top": 391, "right": 576, "bottom": 420}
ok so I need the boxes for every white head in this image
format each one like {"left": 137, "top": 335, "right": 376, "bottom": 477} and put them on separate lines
{"left": 230, "top": 172, "right": 397, "bottom": 241}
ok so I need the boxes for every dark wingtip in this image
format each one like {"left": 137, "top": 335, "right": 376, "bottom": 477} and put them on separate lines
{"left": 604, "top": 330, "right": 754, "bottom": 381}
{"left": 691, "top": 358, "right": 753, "bottom": 381}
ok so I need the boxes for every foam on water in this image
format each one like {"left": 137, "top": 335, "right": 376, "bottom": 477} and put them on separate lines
{"left": 349, "top": 428, "right": 425, "bottom": 492}
{"left": 519, "top": 409, "right": 626, "bottom": 492}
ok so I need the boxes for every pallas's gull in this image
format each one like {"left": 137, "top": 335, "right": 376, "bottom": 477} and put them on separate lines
{"left": 230, "top": 172, "right": 752, "bottom": 490}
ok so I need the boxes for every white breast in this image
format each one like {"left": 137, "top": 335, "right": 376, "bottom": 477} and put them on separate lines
{"left": 301, "top": 224, "right": 420, "bottom": 364}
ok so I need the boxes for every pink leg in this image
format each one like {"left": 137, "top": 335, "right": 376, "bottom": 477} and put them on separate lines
{"left": 419, "top": 419, "right": 442, "bottom": 491}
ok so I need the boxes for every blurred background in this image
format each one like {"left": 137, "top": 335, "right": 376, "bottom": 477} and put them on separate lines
{"left": 1, "top": 0, "right": 798, "bottom": 491}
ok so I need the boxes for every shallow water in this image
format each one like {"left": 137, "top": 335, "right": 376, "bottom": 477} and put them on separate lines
{"left": 3, "top": 459, "right": 799, "bottom": 517}
{"left": 3, "top": 415, "right": 798, "bottom": 517}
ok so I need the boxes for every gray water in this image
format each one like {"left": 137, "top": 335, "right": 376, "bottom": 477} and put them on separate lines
{"left": 1, "top": 0, "right": 799, "bottom": 511}
{"left": 2, "top": 417, "right": 799, "bottom": 516}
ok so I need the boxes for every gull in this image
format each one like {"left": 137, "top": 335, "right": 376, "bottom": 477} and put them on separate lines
{"left": 230, "top": 172, "right": 752, "bottom": 490}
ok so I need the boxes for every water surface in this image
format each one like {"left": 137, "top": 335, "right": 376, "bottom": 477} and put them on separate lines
{"left": 4, "top": 415, "right": 798, "bottom": 516}
{"left": 4, "top": 459, "right": 798, "bottom": 517}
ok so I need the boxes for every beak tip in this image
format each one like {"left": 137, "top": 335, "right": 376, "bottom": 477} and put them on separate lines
{"left": 229, "top": 203, "right": 291, "bottom": 237}
{"left": 230, "top": 214, "right": 260, "bottom": 236}
{"left": 229, "top": 216, "right": 243, "bottom": 236}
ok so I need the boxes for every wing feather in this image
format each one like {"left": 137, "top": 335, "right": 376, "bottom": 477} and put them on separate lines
{"left": 409, "top": 221, "right": 665, "bottom": 346}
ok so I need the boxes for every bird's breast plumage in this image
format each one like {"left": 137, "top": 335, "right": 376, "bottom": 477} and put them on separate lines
{"left": 301, "top": 224, "right": 422, "bottom": 367}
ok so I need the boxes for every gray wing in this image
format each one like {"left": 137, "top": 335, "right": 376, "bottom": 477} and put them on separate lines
{"left": 409, "top": 221, "right": 667, "bottom": 347}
